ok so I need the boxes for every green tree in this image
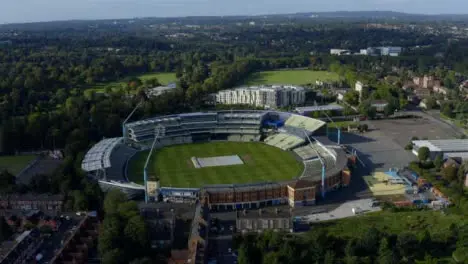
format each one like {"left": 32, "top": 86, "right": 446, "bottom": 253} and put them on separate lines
{"left": 73, "top": 190, "right": 88, "bottom": 211}
{"left": 415, "top": 254, "right": 439, "bottom": 264}
{"left": 99, "top": 216, "right": 123, "bottom": 254}
{"left": 419, "top": 230, "right": 432, "bottom": 255}
{"left": 345, "top": 238, "right": 357, "bottom": 261}
{"left": 359, "top": 228, "right": 381, "bottom": 255}
{"left": 433, "top": 154, "right": 443, "bottom": 171}
{"left": 442, "top": 103, "right": 454, "bottom": 118}
{"left": 104, "top": 189, "right": 128, "bottom": 215}
{"left": 0, "top": 170, "right": 15, "bottom": 192}
{"left": 397, "top": 232, "right": 418, "bottom": 261}
{"left": 453, "top": 247, "right": 468, "bottom": 263}
{"left": 424, "top": 97, "right": 437, "bottom": 110}
{"left": 417, "top": 147, "right": 430, "bottom": 162}
{"left": 378, "top": 237, "right": 395, "bottom": 264}
{"left": 442, "top": 165, "right": 458, "bottom": 182}
{"left": 102, "top": 248, "right": 125, "bottom": 264}
{"left": 384, "top": 98, "right": 399, "bottom": 117}
{"left": 323, "top": 250, "right": 335, "bottom": 264}
{"left": 359, "top": 101, "right": 377, "bottom": 119}
{"left": 238, "top": 244, "right": 251, "bottom": 264}
{"left": 361, "top": 86, "right": 371, "bottom": 101}
{"left": 117, "top": 201, "right": 139, "bottom": 220}
{"left": 343, "top": 106, "right": 356, "bottom": 116}
{"left": 344, "top": 91, "right": 360, "bottom": 106}
{"left": 124, "top": 215, "right": 149, "bottom": 250}
{"left": 262, "top": 252, "right": 280, "bottom": 264}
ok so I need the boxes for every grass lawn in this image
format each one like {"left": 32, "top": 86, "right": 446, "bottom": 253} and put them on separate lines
{"left": 243, "top": 70, "right": 341, "bottom": 85}
{"left": 0, "top": 155, "right": 37, "bottom": 176}
{"left": 84, "top": 72, "right": 177, "bottom": 97}
{"left": 137, "top": 72, "right": 176, "bottom": 84}
{"left": 127, "top": 142, "right": 303, "bottom": 188}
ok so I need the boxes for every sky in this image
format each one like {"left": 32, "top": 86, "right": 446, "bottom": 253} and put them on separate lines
{"left": 1, "top": 0, "right": 467, "bottom": 24}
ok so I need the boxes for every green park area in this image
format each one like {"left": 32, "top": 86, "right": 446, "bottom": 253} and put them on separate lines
{"left": 0, "top": 155, "right": 37, "bottom": 176}
{"left": 84, "top": 72, "right": 177, "bottom": 96}
{"left": 127, "top": 141, "right": 303, "bottom": 188}
{"left": 315, "top": 210, "right": 466, "bottom": 238}
{"left": 243, "top": 70, "right": 341, "bottom": 85}
{"left": 236, "top": 210, "right": 468, "bottom": 263}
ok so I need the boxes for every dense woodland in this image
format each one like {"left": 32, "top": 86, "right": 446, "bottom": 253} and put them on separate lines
{"left": 235, "top": 217, "right": 468, "bottom": 264}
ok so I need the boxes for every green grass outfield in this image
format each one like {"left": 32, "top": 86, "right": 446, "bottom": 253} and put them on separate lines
{"left": 0, "top": 155, "right": 37, "bottom": 176}
{"left": 127, "top": 142, "right": 303, "bottom": 188}
{"left": 243, "top": 70, "right": 341, "bottom": 85}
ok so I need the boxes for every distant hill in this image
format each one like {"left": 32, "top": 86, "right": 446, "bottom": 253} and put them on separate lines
{"left": 288, "top": 11, "right": 468, "bottom": 21}
{"left": 1, "top": 11, "right": 468, "bottom": 30}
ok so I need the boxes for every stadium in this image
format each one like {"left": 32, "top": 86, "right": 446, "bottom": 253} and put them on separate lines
{"left": 81, "top": 110, "right": 353, "bottom": 208}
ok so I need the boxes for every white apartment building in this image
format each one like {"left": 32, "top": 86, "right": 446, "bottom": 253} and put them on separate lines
{"left": 215, "top": 85, "right": 306, "bottom": 109}
{"left": 330, "top": 49, "right": 351, "bottom": 55}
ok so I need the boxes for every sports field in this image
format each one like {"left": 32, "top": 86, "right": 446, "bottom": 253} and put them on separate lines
{"left": 243, "top": 70, "right": 341, "bottom": 85}
{"left": 127, "top": 142, "right": 303, "bottom": 188}
{"left": 84, "top": 72, "right": 177, "bottom": 96}
{"left": 0, "top": 155, "right": 37, "bottom": 176}
{"left": 138, "top": 72, "right": 177, "bottom": 84}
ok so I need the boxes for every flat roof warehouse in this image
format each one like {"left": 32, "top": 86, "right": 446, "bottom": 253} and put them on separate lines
{"left": 412, "top": 139, "right": 468, "bottom": 152}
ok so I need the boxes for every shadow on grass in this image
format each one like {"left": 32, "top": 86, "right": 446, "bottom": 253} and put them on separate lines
{"left": 240, "top": 72, "right": 269, "bottom": 85}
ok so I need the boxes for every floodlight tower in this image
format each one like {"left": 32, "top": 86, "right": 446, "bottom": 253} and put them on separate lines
{"left": 122, "top": 101, "right": 143, "bottom": 141}
{"left": 143, "top": 125, "right": 165, "bottom": 203}
{"left": 322, "top": 111, "right": 341, "bottom": 145}
{"left": 303, "top": 131, "right": 326, "bottom": 198}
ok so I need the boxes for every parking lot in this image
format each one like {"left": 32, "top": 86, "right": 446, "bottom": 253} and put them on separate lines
{"left": 369, "top": 117, "right": 459, "bottom": 148}
{"left": 341, "top": 116, "right": 460, "bottom": 172}
{"left": 342, "top": 129, "right": 416, "bottom": 172}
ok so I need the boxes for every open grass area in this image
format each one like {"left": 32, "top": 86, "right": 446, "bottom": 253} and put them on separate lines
{"left": 84, "top": 72, "right": 177, "bottom": 96}
{"left": 137, "top": 72, "right": 176, "bottom": 84}
{"left": 127, "top": 142, "right": 303, "bottom": 188}
{"left": 0, "top": 155, "right": 37, "bottom": 176}
{"left": 243, "top": 70, "right": 341, "bottom": 85}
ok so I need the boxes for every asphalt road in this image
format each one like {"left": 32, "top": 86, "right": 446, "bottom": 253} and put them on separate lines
{"left": 37, "top": 214, "right": 83, "bottom": 263}
{"left": 208, "top": 218, "right": 237, "bottom": 264}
